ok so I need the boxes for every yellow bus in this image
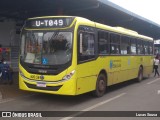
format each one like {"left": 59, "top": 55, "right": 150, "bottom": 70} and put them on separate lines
{"left": 19, "top": 16, "right": 154, "bottom": 97}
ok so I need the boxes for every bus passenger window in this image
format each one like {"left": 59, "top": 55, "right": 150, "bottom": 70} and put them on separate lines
{"left": 110, "top": 33, "right": 120, "bottom": 54}
{"left": 98, "top": 31, "right": 109, "bottom": 54}
{"left": 144, "top": 41, "right": 149, "bottom": 54}
{"left": 78, "top": 31, "right": 95, "bottom": 62}
{"left": 149, "top": 42, "right": 153, "bottom": 54}
{"left": 121, "top": 36, "right": 130, "bottom": 55}
{"left": 137, "top": 39, "right": 144, "bottom": 54}
{"left": 131, "top": 38, "right": 137, "bottom": 55}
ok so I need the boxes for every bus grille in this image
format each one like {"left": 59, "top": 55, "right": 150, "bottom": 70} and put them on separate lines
{"left": 24, "top": 82, "right": 62, "bottom": 91}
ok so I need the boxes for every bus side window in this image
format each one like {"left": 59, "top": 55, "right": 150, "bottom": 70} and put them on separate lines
{"left": 78, "top": 30, "right": 95, "bottom": 62}
{"left": 121, "top": 36, "right": 130, "bottom": 55}
{"left": 131, "top": 38, "right": 137, "bottom": 55}
{"left": 110, "top": 33, "right": 120, "bottom": 54}
{"left": 149, "top": 42, "right": 153, "bottom": 54}
{"left": 144, "top": 41, "right": 149, "bottom": 55}
{"left": 137, "top": 39, "right": 144, "bottom": 55}
{"left": 98, "top": 31, "right": 109, "bottom": 54}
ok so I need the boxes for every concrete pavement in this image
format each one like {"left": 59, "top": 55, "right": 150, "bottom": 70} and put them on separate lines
{"left": 0, "top": 72, "right": 30, "bottom": 100}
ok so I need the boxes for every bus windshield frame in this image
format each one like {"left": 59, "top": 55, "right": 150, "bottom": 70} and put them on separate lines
{"left": 20, "top": 30, "right": 73, "bottom": 67}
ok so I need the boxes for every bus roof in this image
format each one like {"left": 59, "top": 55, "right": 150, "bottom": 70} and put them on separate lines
{"left": 27, "top": 16, "right": 153, "bottom": 41}
{"left": 95, "top": 22, "right": 153, "bottom": 41}
{"left": 74, "top": 16, "right": 153, "bottom": 41}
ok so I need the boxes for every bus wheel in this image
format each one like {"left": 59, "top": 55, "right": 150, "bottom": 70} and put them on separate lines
{"left": 93, "top": 74, "right": 106, "bottom": 97}
{"left": 137, "top": 67, "right": 143, "bottom": 82}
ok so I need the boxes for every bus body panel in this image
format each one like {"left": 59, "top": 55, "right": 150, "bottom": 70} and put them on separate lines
{"left": 19, "top": 64, "right": 77, "bottom": 95}
{"left": 76, "top": 60, "right": 98, "bottom": 95}
{"left": 75, "top": 55, "right": 152, "bottom": 95}
{"left": 19, "top": 16, "right": 154, "bottom": 96}
{"left": 19, "top": 75, "right": 77, "bottom": 95}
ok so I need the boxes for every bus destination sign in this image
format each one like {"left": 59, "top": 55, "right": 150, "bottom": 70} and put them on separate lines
{"left": 25, "top": 17, "right": 74, "bottom": 28}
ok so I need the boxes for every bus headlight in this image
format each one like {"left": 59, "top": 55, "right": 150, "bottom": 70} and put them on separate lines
{"left": 19, "top": 70, "right": 25, "bottom": 77}
{"left": 62, "top": 70, "right": 75, "bottom": 80}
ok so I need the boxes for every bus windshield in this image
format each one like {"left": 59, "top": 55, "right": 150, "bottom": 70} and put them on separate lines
{"left": 20, "top": 31, "right": 72, "bottom": 65}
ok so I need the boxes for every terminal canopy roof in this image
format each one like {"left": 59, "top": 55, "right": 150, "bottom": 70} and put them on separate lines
{"left": 0, "top": 0, "right": 160, "bottom": 39}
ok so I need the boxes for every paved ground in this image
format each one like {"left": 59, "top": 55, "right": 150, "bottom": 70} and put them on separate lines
{"left": 0, "top": 72, "right": 30, "bottom": 100}
{"left": 0, "top": 71, "right": 160, "bottom": 120}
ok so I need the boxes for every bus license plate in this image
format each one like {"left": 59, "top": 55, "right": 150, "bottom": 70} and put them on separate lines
{"left": 37, "top": 82, "right": 46, "bottom": 87}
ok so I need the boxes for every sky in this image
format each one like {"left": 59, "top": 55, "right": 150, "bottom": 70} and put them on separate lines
{"left": 108, "top": 0, "right": 160, "bottom": 25}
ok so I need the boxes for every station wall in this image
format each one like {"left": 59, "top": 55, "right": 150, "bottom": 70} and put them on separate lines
{"left": 0, "top": 20, "right": 20, "bottom": 71}
{"left": 0, "top": 20, "right": 20, "bottom": 47}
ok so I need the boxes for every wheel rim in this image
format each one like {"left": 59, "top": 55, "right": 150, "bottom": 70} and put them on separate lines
{"left": 98, "top": 79, "right": 105, "bottom": 91}
{"left": 97, "top": 76, "right": 106, "bottom": 97}
{"left": 94, "top": 74, "right": 106, "bottom": 97}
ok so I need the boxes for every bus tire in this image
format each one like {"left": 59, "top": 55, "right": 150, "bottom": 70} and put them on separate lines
{"left": 137, "top": 67, "right": 143, "bottom": 82}
{"left": 93, "top": 73, "right": 106, "bottom": 97}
